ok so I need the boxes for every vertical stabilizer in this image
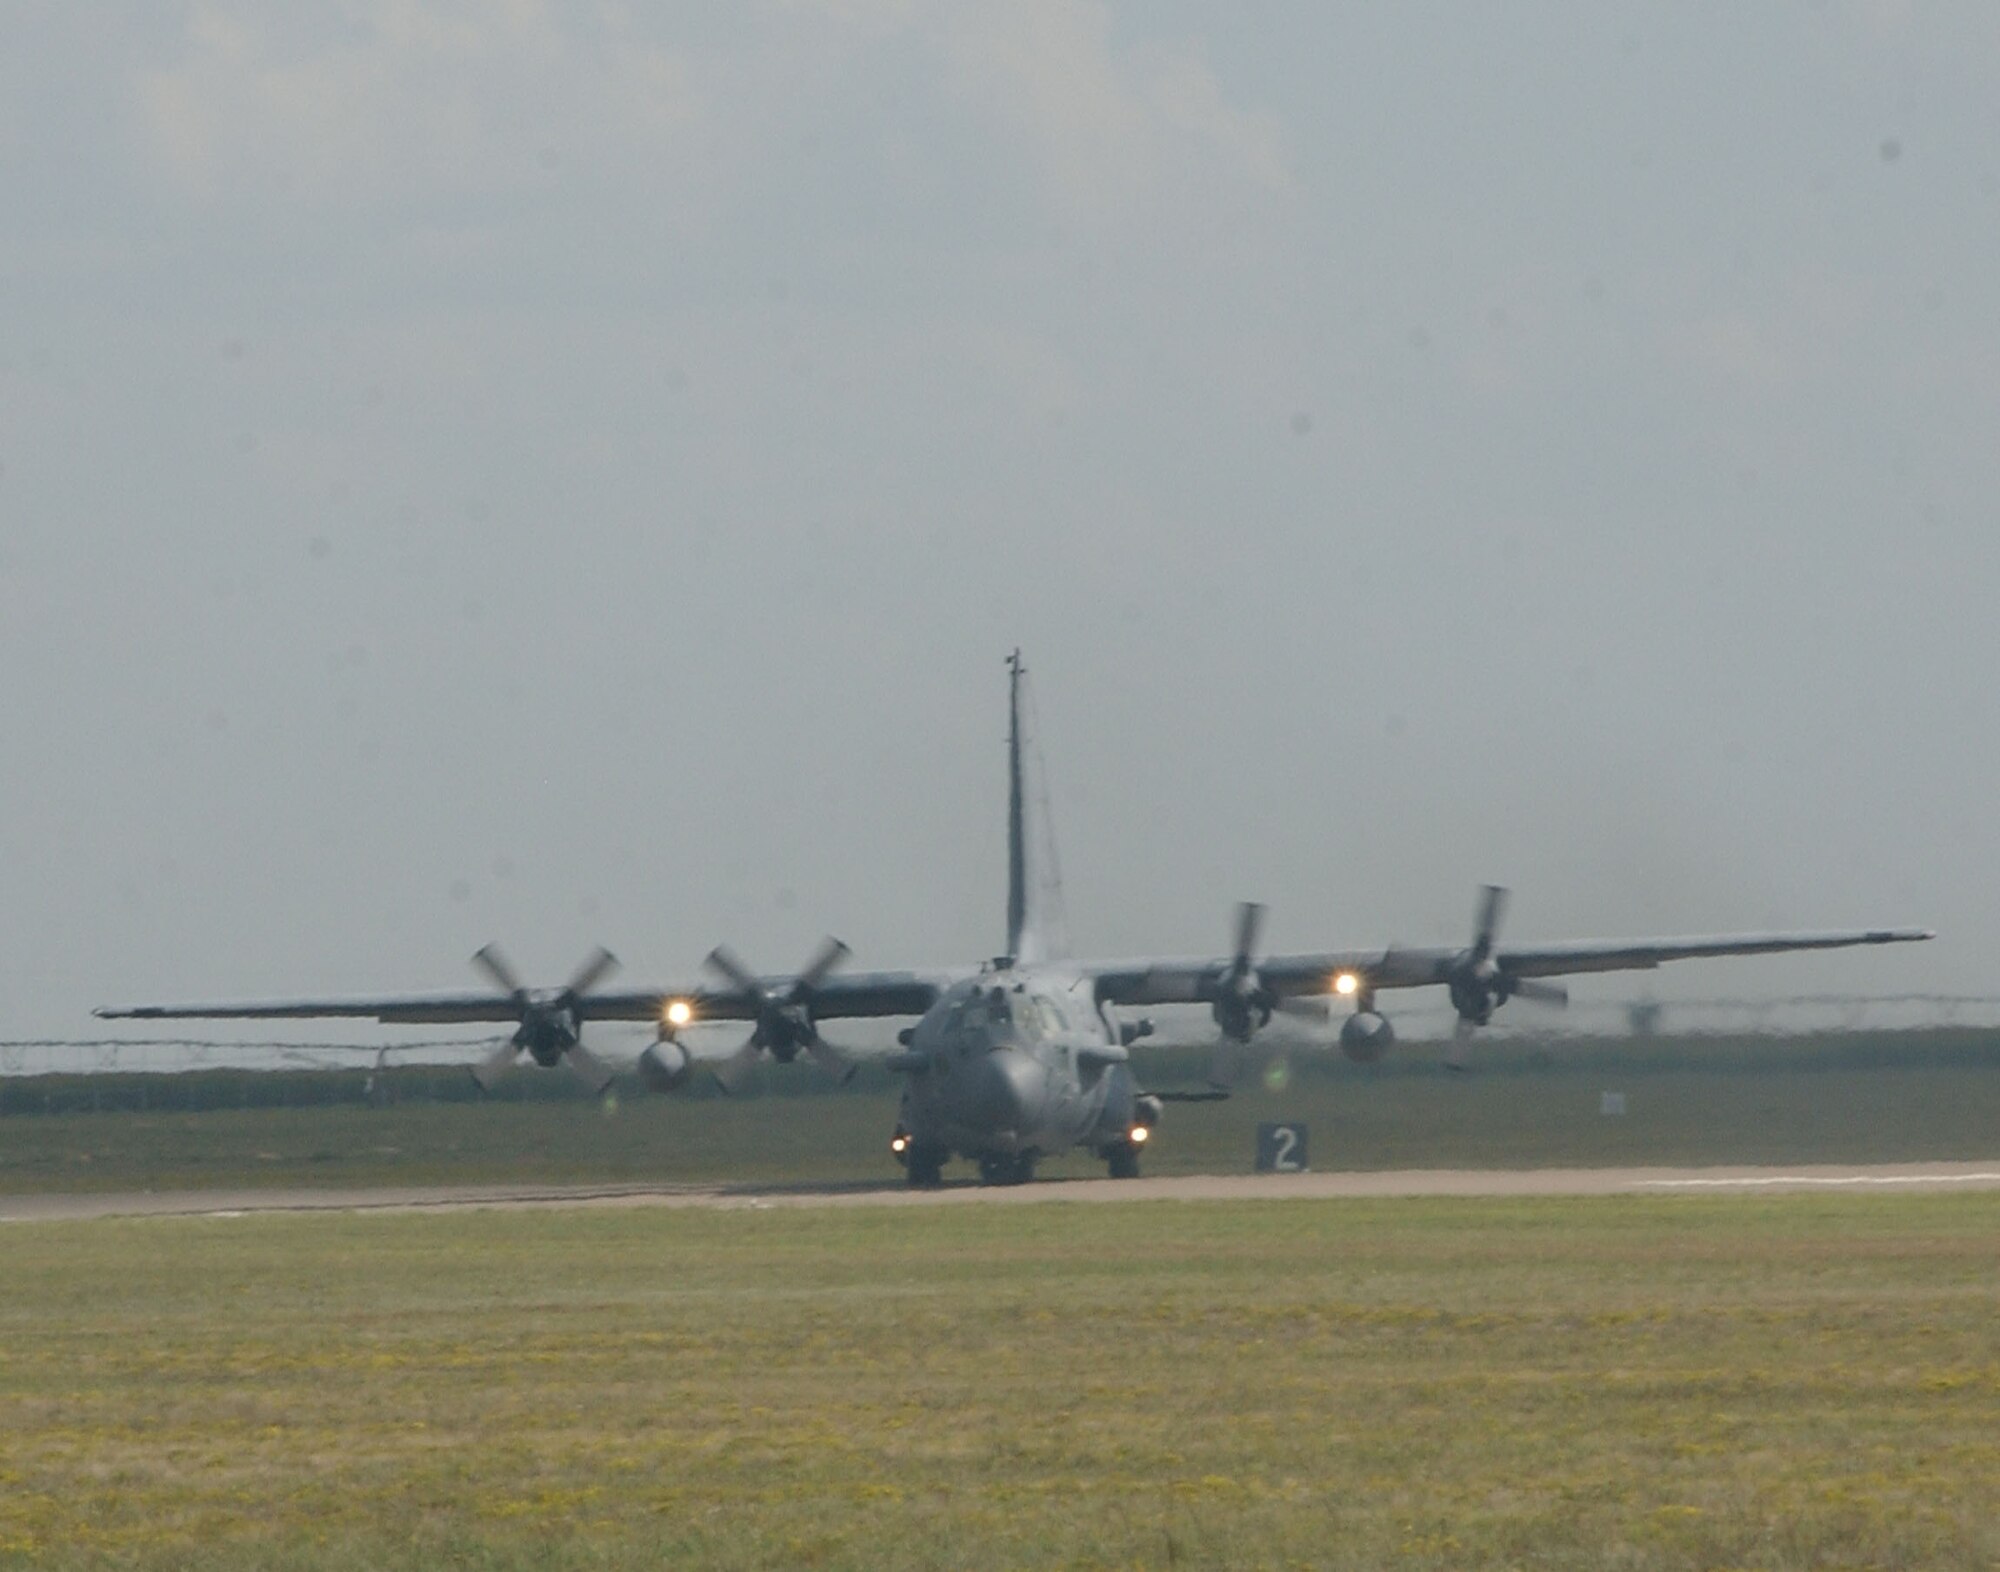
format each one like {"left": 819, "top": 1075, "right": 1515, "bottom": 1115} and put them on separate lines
{"left": 1004, "top": 651, "right": 1069, "bottom": 965}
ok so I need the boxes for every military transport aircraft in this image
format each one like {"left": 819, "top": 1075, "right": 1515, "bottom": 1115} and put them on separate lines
{"left": 99, "top": 653, "right": 1932, "bottom": 1186}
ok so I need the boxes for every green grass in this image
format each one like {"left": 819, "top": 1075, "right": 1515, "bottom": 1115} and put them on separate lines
{"left": 2, "top": 1194, "right": 1997, "bottom": 1568}
{"left": 2, "top": 1030, "right": 1997, "bottom": 1193}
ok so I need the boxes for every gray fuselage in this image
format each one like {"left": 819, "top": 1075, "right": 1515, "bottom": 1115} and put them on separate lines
{"left": 895, "top": 967, "right": 1141, "bottom": 1163}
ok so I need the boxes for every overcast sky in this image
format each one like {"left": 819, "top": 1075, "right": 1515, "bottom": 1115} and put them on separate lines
{"left": 2, "top": 1, "right": 1991, "bottom": 1041}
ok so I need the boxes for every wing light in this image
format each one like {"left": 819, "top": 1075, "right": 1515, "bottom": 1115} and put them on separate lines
{"left": 1333, "top": 972, "right": 1360, "bottom": 996}
{"left": 664, "top": 999, "right": 694, "bottom": 1029}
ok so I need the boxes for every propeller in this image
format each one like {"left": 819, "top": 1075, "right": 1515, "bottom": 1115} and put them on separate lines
{"left": 1205, "top": 903, "right": 1326, "bottom": 1085}
{"left": 1213, "top": 902, "right": 1272, "bottom": 1043}
{"left": 703, "top": 936, "right": 854, "bottom": 1093}
{"left": 1199, "top": 902, "right": 1273, "bottom": 1086}
{"left": 1443, "top": 887, "right": 1568, "bottom": 1068}
{"left": 467, "top": 944, "right": 621, "bottom": 1095}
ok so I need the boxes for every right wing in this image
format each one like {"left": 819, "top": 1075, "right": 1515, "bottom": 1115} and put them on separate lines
{"left": 95, "top": 991, "right": 524, "bottom": 1025}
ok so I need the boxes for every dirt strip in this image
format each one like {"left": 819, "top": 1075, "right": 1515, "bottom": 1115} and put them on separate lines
{"left": 4, "top": 1160, "right": 1999, "bottom": 1222}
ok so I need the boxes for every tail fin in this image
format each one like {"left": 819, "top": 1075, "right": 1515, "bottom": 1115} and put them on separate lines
{"left": 1005, "top": 651, "right": 1069, "bottom": 965}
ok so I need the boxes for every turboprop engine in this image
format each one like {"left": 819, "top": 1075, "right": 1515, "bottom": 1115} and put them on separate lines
{"left": 1211, "top": 902, "right": 1274, "bottom": 1043}
{"left": 1339, "top": 1011, "right": 1396, "bottom": 1064}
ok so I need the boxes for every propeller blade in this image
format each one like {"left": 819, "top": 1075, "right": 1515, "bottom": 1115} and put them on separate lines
{"left": 1444, "top": 1016, "right": 1476, "bottom": 1072}
{"left": 1513, "top": 978, "right": 1569, "bottom": 1008}
{"left": 1472, "top": 886, "right": 1508, "bottom": 960}
{"left": 711, "top": 1031, "right": 763, "bottom": 1095}
{"left": 564, "top": 1040, "right": 617, "bottom": 1097}
{"left": 704, "top": 946, "right": 764, "bottom": 1000}
{"left": 794, "top": 937, "right": 851, "bottom": 996}
{"left": 471, "top": 1038, "right": 519, "bottom": 1092}
{"left": 1232, "top": 901, "right": 1265, "bottom": 968}
{"left": 565, "top": 947, "right": 620, "bottom": 999}
{"left": 472, "top": 944, "right": 525, "bottom": 998}
{"left": 804, "top": 1034, "right": 856, "bottom": 1085}
{"left": 1206, "top": 1036, "right": 1246, "bottom": 1090}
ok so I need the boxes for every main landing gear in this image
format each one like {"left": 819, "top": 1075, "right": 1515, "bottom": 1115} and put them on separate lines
{"left": 1103, "top": 1121, "right": 1151, "bottom": 1179}
{"left": 892, "top": 1128, "right": 948, "bottom": 1188}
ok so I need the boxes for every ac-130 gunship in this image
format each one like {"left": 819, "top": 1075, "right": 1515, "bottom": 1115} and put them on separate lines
{"left": 101, "top": 653, "right": 1932, "bottom": 1186}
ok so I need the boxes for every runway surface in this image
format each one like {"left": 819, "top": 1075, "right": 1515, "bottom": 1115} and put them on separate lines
{"left": 4, "top": 1160, "right": 1998, "bottom": 1222}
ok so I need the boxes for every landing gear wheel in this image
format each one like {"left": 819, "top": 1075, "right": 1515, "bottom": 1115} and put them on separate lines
{"left": 905, "top": 1146, "right": 946, "bottom": 1188}
{"left": 977, "top": 1153, "right": 1036, "bottom": 1187}
{"left": 1106, "top": 1143, "right": 1141, "bottom": 1180}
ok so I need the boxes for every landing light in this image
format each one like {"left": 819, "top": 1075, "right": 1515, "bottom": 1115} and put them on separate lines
{"left": 1333, "top": 972, "right": 1360, "bottom": 997}
{"left": 1129, "top": 1125, "right": 1150, "bottom": 1145}
{"left": 890, "top": 1135, "right": 909, "bottom": 1154}
{"left": 664, "top": 999, "right": 694, "bottom": 1029}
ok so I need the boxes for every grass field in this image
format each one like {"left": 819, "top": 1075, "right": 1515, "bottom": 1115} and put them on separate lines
{"left": 3, "top": 1031, "right": 1997, "bottom": 1193}
{"left": 2, "top": 1193, "right": 1997, "bottom": 1569}
{"left": 4, "top": 1034, "right": 1995, "bottom": 1567}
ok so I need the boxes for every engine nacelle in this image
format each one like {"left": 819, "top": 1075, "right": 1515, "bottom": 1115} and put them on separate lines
{"left": 638, "top": 1038, "right": 693, "bottom": 1092}
{"left": 1339, "top": 1011, "right": 1395, "bottom": 1064}
{"left": 1211, "top": 995, "right": 1271, "bottom": 1043}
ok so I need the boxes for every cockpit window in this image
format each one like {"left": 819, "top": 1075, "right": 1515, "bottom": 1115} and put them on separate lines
{"left": 1035, "top": 999, "right": 1068, "bottom": 1037}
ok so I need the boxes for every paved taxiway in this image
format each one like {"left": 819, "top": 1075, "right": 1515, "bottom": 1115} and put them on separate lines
{"left": 4, "top": 1160, "right": 1998, "bottom": 1222}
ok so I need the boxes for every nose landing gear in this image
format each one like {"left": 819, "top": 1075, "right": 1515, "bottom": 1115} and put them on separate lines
{"left": 977, "top": 1152, "right": 1037, "bottom": 1186}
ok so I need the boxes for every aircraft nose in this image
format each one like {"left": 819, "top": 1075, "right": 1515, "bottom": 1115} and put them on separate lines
{"left": 967, "top": 1048, "right": 1043, "bottom": 1131}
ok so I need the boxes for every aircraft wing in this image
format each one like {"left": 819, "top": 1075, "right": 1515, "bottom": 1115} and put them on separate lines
{"left": 1089, "top": 951, "right": 1384, "bottom": 1008}
{"left": 95, "top": 970, "right": 950, "bottom": 1027}
{"left": 1483, "top": 929, "right": 1936, "bottom": 980}
{"left": 633, "top": 970, "right": 951, "bottom": 1025}
{"left": 95, "top": 992, "right": 526, "bottom": 1025}
{"left": 1089, "top": 927, "right": 1933, "bottom": 1007}
{"left": 97, "top": 927, "right": 1931, "bottom": 1028}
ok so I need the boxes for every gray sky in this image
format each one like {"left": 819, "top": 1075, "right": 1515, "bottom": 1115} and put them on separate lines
{"left": 1, "top": 1, "right": 1990, "bottom": 1040}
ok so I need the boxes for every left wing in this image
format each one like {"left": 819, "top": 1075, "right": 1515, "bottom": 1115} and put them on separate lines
{"left": 1090, "top": 927, "right": 1934, "bottom": 1010}
{"left": 1469, "top": 929, "right": 1934, "bottom": 981}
